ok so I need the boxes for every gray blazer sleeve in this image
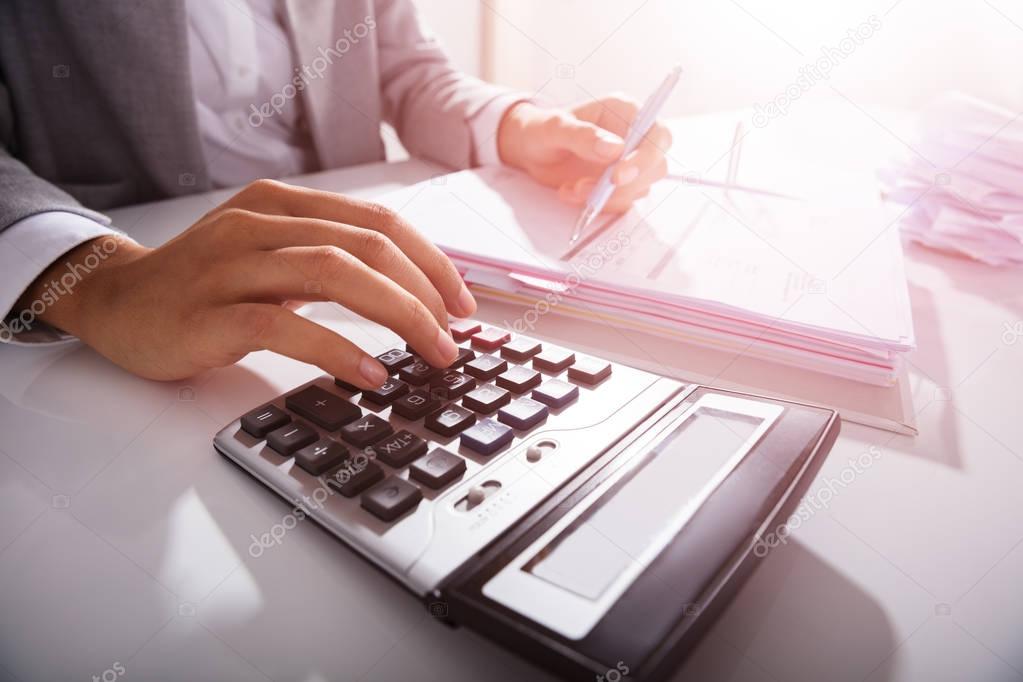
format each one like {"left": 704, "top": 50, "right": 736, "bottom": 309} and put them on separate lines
{"left": 0, "top": 76, "right": 117, "bottom": 336}
{"left": 0, "top": 77, "right": 110, "bottom": 231}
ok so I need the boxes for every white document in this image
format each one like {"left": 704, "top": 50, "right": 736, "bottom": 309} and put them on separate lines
{"left": 381, "top": 166, "right": 915, "bottom": 351}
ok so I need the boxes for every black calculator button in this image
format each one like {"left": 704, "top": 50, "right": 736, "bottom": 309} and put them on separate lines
{"left": 398, "top": 357, "right": 440, "bottom": 386}
{"left": 369, "top": 430, "right": 428, "bottom": 468}
{"left": 325, "top": 460, "right": 384, "bottom": 497}
{"left": 240, "top": 404, "right": 291, "bottom": 438}
{"left": 285, "top": 385, "right": 361, "bottom": 431}
{"left": 463, "top": 354, "right": 508, "bottom": 381}
{"left": 376, "top": 349, "right": 415, "bottom": 373}
{"left": 340, "top": 414, "right": 394, "bottom": 448}
{"left": 451, "top": 346, "right": 476, "bottom": 369}
{"left": 391, "top": 390, "right": 441, "bottom": 420}
{"left": 429, "top": 370, "right": 476, "bottom": 400}
{"left": 333, "top": 377, "right": 361, "bottom": 393}
{"left": 409, "top": 448, "right": 466, "bottom": 489}
{"left": 461, "top": 418, "right": 514, "bottom": 455}
{"left": 496, "top": 366, "right": 542, "bottom": 393}
{"left": 462, "top": 385, "right": 511, "bottom": 414}
{"left": 533, "top": 379, "right": 579, "bottom": 408}
{"left": 425, "top": 405, "right": 476, "bottom": 437}
{"left": 568, "top": 357, "right": 613, "bottom": 385}
{"left": 497, "top": 398, "right": 549, "bottom": 430}
{"left": 294, "top": 438, "right": 347, "bottom": 476}
{"left": 363, "top": 377, "right": 410, "bottom": 405}
{"left": 501, "top": 337, "right": 542, "bottom": 361}
{"left": 361, "top": 477, "right": 423, "bottom": 522}
{"left": 449, "top": 319, "right": 482, "bottom": 342}
{"left": 266, "top": 421, "right": 318, "bottom": 456}
{"left": 470, "top": 327, "right": 511, "bottom": 351}
{"left": 533, "top": 348, "right": 576, "bottom": 373}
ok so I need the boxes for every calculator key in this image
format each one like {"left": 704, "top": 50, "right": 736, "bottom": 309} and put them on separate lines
{"left": 369, "top": 430, "right": 428, "bottom": 468}
{"left": 533, "top": 379, "right": 580, "bottom": 408}
{"left": 340, "top": 414, "right": 394, "bottom": 448}
{"left": 425, "top": 405, "right": 476, "bottom": 437}
{"left": 294, "top": 438, "right": 347, "bottom": 476}
{"left": 361, "top": 477, "right": 423, "bottom": 522}
{"left": 398, "top": 357, "right": 440, "bottom": 386}
{"left": 325, "top": 460, "right": 384, "bottom": 497}
{"left": 450, "top": 346, "right": 476, "bottom": 369}
{"left": 462, "top": 385, "right": 511, "bottom": 414}
{"left": 333, "top": 377, "right": 361, "bottom": 393}
{"left": 449, "top": 319, "right": 482, "bottom": 342}
{"left": 391, "top": 390, "right": 441, "bottom": 420}
{"left": 463, "top": 354, "right": 508, "bottom": 381}
{"left": 533, "top": 347, "right": 576, "bottom": 373}
{"left": 285, "top": 385, "right": 361, "bottom": 431}
{"left": 409, "top": 448, "right": 466, "bottom": 489}
{"left": 497, "top": 398, "right": 549, "bottom": 430}
{"left": 501, "top": 337, "right": 542, "bottom": 361}
{"left": 429, "top": 370, "right": 477, "bottom": 400}
{"left": 471, "top": 327, "right": 511, "bottom": 351}
{"left": 240, "top": 404, "right": 291, "bottom": 438}
{"left": 376, "top": 349, "right": 415, "bottom": 373}
{"left": 363, "top": 377, "right": 410, "bottom": 405}
{"left": 495, "top": 366, "right": 542, "bottom": 393}
{"left": 266, "top": 421, "right": 318, "bottom": 456}
{"left": 461, "top": 418, "right": 514, "bottom": 456}
{"left": 568, "top": 357, "right": 613, "bottom": 385}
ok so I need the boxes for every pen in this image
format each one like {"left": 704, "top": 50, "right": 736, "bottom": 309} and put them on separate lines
{"left": 568, "top": 65, "right": 683, "bottom": 245}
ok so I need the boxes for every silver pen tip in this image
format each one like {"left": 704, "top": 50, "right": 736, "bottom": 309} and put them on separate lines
{"left": 568, "top": 210, "right": 596, "bottom": 246}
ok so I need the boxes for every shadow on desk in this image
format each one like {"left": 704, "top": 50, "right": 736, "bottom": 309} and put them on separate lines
{"left": 674, "top": 539, "right": 898, "bottom": 682}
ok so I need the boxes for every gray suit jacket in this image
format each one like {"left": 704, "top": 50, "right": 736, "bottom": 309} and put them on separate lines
{"left": 0, "top": 0, "right": 510, "bottom": 229}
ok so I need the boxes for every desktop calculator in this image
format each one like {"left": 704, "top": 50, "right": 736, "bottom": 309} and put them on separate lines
{"left": 214, "top": 320, "right": 840, "bottom": 680}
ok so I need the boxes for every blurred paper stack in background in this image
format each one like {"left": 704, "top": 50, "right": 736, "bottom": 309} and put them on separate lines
{"left": 882, "top": 92, "right": 1023, "bottom": 266}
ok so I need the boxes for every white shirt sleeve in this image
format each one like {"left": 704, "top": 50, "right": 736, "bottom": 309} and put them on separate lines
{"left": 1, "top": 211, "right": 119, "bottom": 345}
{"left": 468, "top": 92, "right": 532, "bottom": 167}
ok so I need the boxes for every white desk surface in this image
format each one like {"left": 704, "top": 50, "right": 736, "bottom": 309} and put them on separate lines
{"left": 2, "top": 152, "right": 1023, "bottom": 682}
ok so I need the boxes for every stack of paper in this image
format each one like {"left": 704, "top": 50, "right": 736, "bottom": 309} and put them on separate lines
{"left": 882, "top": 92, "right": 1023, "bottom": 266}
{"left": 380, "top": 165, "right": 915, "bottom": 386}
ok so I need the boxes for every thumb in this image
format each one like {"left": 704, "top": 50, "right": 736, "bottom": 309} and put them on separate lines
{"left": 548, "top": 115, "right": 624, "bottom": 163}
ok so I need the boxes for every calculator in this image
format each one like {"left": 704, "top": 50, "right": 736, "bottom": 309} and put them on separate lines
{"left": 214, "top": 320, "right": 840, "bottom": 681}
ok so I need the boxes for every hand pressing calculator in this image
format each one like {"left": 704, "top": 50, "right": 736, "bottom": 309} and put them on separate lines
{"left": 214, "top": 320, "right": 840, "bottom": 681}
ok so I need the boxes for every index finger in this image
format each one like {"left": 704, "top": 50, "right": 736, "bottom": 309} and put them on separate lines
{"left": 229, "top": 180, "right": 476, "bottom": 319}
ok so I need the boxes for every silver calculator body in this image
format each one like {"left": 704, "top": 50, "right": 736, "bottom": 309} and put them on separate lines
{"left": 214, "top": 325, "right": 840, "bottom": 680}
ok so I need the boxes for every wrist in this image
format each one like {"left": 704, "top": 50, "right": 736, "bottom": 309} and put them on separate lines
{"left": 14, "top": 234, "right": 149, "bottom": 340}
{"left": 497, "top": 101, "right": 542, "bottom": 170}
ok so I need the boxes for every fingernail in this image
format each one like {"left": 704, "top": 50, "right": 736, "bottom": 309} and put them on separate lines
{"left": 595, "top": 134, "right": 622, "bottom": 159}
{"left": 435, "top": 327, "right": 459, "bottom": 364}
{"left": 617, "top": 165, "right": 639, "bottom": 185}
{"left": 358, "top": 356, "right": 388, "bottom": 387}
{"left": 457, "top": 283, "right": 477, "bottom": 316}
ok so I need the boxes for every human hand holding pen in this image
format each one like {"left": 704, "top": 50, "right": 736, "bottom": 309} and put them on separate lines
{"left": 496, "top": 95, "right": 672, "bottom": 215}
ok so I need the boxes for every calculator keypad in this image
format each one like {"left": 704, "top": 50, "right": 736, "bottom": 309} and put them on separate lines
{"left": 295, "top": 438, "right": 348, "bottom": 475}
{"left": 285, "top": 385, "right": 361, "bottom": 431}
{"left": 409, "top": 448, "right": 466, "bottom": 489}
{"left": 361, "top": 477, "right": 423, "bottom": 521}
{"left": 229, "top": 322, "right": 613, "bottom": 527}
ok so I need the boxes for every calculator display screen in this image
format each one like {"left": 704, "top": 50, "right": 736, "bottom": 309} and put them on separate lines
{"left": 524, "top": 407, "right": 763, "bottom": 601}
